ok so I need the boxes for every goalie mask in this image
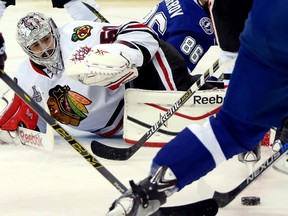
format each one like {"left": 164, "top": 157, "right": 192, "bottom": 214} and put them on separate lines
{"left": 16, "top": 12, "right": 64, "bottom": 74}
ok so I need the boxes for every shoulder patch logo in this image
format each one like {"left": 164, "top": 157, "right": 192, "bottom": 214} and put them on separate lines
{"left": 71, "top": 25, "right": 93, "bottom": 42}
{"left": 199, "top": 17, "right": 214, "bottom": 35}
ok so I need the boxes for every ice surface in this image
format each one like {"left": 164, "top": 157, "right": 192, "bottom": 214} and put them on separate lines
{"left": 0, "top": 1, "right": 288, "bottom": 215}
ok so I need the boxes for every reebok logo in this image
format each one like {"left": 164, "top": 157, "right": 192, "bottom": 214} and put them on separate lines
{"left": 19, "top": 129, "right": 43, "bottom": 147}
{"left": 193, "top": 94, "right": 224, "bottom": 104}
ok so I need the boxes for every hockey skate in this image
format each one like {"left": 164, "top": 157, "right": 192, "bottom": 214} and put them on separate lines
{"left": 272, "top": 139, "right": 288, "bottom": 175}
{"left": 271, "top": 120, "right": 288, "bottom": 175}
{"left": 107, "top": 166, "right": 178, "bottom": 216}
{"left": 238, "top": 143, "right": 261, "bottom": 174}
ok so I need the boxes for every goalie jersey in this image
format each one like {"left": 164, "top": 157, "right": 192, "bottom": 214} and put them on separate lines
{"left": 144, "top": 0, "right": 215, "bottom": 73}
{"left": 14, "top": 20, "right": 194, "bottom": 137}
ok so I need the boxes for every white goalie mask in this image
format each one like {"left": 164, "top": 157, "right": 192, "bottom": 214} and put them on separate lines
{"left": 16, "top": 12, "right": 64, "bottom": 74}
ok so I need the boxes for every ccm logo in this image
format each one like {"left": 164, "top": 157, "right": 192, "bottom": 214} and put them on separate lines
{"left": 193, "top": 95, "right": 224, "bottom": 104}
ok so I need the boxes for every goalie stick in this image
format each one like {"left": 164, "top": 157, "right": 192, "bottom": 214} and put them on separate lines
{"left": 198, "top": 143, "right": 288, "bottom": 208}
{"left": 0, "top": 69, "right": 218, "bottom": 215}
{"left": 91, "top": 58, "right": 224, "bottom": 160}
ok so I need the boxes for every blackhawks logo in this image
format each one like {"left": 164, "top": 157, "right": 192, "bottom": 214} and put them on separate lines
{"left": 47, "top": 85, "right": 92, "bottom": 126}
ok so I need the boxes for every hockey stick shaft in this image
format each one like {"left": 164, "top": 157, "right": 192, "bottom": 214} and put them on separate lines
{"left": 81, "top": 1, "right": 109, "bottom": 23}
{"left": 0, "top": 69, "right": 127, "bottom": 193}
{"left": 91, "top": 59, "right": 222, "bottom": 160}
{"left": 201, "top": 143, "right": 288, "bottom": 207}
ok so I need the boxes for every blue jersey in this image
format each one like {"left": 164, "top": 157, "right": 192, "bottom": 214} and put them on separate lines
{"left": 153, "top": 0, "right": 288, "bottom": 190}
{"left": 144, "top": 0, "right": 215, "bottom": 73}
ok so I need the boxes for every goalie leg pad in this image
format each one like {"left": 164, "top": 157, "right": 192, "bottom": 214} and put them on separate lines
{"left": 65, "top": 44, "right": 138, "bottom": 90}
{"left": 123, "top": 88, "right": 226, "bottom": 146}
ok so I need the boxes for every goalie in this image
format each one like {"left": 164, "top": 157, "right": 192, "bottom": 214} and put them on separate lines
{"left": 9, "top": 10, "right": 222, "bottom": 141}
{"left": 0, "top": 0, "right": 102, "bottom": 145}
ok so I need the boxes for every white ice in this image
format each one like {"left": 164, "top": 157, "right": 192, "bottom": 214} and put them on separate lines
{"left": 0, "top": 1, "right": 288, "bottom": 215}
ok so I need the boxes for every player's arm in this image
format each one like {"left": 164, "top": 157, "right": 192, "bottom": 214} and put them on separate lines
{"left": 51, "top": 0, "right": 101, "bottom": 21}
{"left": 66, "top": 22, "right": 160, "bottom": 89}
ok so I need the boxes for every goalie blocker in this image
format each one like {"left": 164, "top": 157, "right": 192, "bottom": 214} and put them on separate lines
{"left": 0, "top": 89, "right": 38, "bottom": 144}
{"left": 0, "top": 88, "right": 54, "bottom": 151}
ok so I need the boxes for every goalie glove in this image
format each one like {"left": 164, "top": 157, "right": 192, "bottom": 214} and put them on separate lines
{"left": 66, "top": 43, "right": 138, "bottom": 90}
{"left": 0, "top": 89, "right": 38, "bottom": 144}
{"left": 107, "top": 166, "right": 178, "bottom": 216}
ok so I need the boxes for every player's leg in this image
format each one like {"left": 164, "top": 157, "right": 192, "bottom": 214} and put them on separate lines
{"left": 153, "top": 0, "right": 288, "bottom": 189}
{"left": 106, "top": 0, "right": 288, "bottom": 214}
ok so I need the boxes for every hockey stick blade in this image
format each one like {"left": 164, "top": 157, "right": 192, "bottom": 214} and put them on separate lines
{"left": 0, "top": 69, "right": 128, "bottom": 194}
{"left": 155, "top": 198, "right": 218, "bottom": 216}
{"left": 91, "top": 59, "right": 221, "bottom": 160}
{"left": 198, "top": 143, "right": 288, "bottom": 208}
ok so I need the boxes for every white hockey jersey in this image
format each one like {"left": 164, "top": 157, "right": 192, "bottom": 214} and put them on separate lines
{"left": 15, "top": 20, "right": 190, "bottom": 136}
